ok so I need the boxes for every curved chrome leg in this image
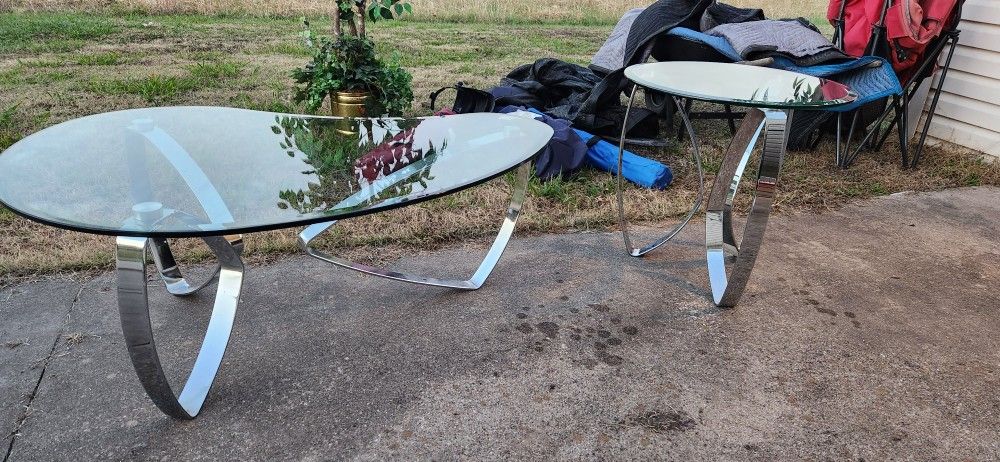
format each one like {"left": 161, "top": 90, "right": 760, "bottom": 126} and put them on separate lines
{"left": 148, "top": 237, "right": 243, "bottom": 296}
{"left": 706, "top": 109, "right": 788, "bottom": 307}
{"left": 617, "top": 85, "right": 705, "bottom": 257}
{"left": 117, "top": 235, "right": 244, "bottom": 419}
{"left": 298, "top": 162, "right": 530, "bottom": 290}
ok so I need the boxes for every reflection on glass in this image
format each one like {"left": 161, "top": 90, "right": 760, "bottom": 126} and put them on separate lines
{"left": 625, "top": 62, "right": 857, "bottom": 108}
{"left": 749, "top": 77, "right": 822, "bottom": 104}
{"left": 0, "top": 107, "right": 554, "bottom": 236}
{"left": 272, "top": 116, "right": 443, "bottom": 215}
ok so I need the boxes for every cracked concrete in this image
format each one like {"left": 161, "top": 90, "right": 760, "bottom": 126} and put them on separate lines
{"left": 1, "top": 187, "right": 998, "bottom": 460}
{"left": 1, "top": 280, "right": 86, "bottom": 461}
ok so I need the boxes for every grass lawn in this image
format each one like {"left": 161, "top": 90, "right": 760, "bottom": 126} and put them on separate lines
{"left": 0, "top": 11, "right": 998, "bottom": 279}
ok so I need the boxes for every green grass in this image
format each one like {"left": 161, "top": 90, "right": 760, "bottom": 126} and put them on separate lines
{"left": 22, "top": 70, "right": 75, "bottom": 85}
{"left": 0, "top": 104, "right": 21, "bottom": 150}
{"left": 255, "top": 42, "right": 313, "bottom": 57}
{"left": 0, "top": 68, "right": 21, "bottom": 88}
{"left": 77, "top": 51, "right": 122, "bottom": 66}
{"left": 79, "top": 60, "right": 248, "bottom": 102}
{"left": 0, "top": 206, "right": 14, "bottom": 225}
{"left": 530, "top": 175, "right": 573, "bottom": 204}
{"left": 0, "top": 13, "right": 120, "bottom": 54}
{"left": 189, "top": 60, "right": 247, "bottom": 81}
{"left": 83, "top": 75, "right": 201, "bottom": 103}
{"left": 20, "top": 58, "right": 67, "bottom": 68}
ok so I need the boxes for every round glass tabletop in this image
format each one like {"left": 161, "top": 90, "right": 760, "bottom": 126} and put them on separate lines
{"left": 0, "top": 107, "right": 554, "bottom": 237}
{"left": 625, "top": 61, "right": 857, "bottom": 109}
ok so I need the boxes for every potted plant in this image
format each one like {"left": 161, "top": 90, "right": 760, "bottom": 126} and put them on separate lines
{"left": 293, "top": 0, "right": 414, "bottom": 118}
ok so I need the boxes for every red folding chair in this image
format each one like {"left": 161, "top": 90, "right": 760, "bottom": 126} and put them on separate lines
{"left": 829, "top": 0, "right": 966, "bottom": 168}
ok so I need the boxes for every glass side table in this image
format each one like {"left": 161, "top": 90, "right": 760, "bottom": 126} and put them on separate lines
{"left": 617, "top": 62, "right": 857, "bottom": 307}
{"left": 0, "top": 108, "right": 553, "bottom": 419}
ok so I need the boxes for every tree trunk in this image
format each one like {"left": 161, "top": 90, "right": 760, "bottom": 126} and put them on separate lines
{"left": 357, "top": 0, "right": 367, "bottom": 38}
{"left": 347, "top": 18, "right": 359, "bottom": 37}
{"left": 333, "top": 1, "right": 342, "bottom": 36}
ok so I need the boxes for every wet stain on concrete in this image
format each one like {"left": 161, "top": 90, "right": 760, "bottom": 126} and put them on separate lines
{"left": 805, "top": 298, "right": 821, "bottom": 306}
{"left": 536, "top": 322, "right": 559, "bottom": 339}
{"left": 815, "top": 307, "right": 838, "bottom": 317}
{"left": 559, "top": 295, "right": 569, "bottom": 301}
{"left": 596, "top": 350, "right": 623, "bottom": 366}
{"left": 589, "top": 303, "right": 610, "bottom": 313}
{"left": 511, "top": 298, "right": 638, "bottom": 368}
{"left": 844, "top": 311, "right": 861, "bottom": 327}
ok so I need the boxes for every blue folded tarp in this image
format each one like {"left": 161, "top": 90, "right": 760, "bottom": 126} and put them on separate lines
{"left": 517, "top": 108, "right": 672, "bottom": 189}
{"left": 576, "top": 130, "right": 673, "bottom": 189}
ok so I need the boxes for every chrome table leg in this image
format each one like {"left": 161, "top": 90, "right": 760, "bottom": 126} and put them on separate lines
{"left": 148, "top": 236, "right": 243, "bottom": 296}
{"left": 117, "top": 235, "right": 244, "bottom": 419}
{"left": 298, "top": 162, "right": 530, "bottom": 290}
{"left": 705, "top": 109, "right": 788, "bottom": 307}
{"left": 616, "top": 85, "right": 705, "bottom": 257}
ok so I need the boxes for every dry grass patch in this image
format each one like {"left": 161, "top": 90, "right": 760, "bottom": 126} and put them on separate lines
{"left": 12, "top": 0, "right": 830, "bottom": 23}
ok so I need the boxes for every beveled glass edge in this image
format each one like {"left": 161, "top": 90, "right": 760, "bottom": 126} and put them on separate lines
{"left": 624, "top": 64, "right": 859, "bottom": 109}
{"left": 0, "top": 161, "right": 527, "bottom": 238}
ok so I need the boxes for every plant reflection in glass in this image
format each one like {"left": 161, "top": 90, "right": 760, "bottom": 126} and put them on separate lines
{"left": 749, "top": 77, "right": 820, "bottom": 104}
{"left": 271, "top": 115, "right": 442, "bottom": 214}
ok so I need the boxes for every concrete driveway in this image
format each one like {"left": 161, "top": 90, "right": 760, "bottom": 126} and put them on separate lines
{"left": 2, "top": 187, "right": 998, "bottom": 461}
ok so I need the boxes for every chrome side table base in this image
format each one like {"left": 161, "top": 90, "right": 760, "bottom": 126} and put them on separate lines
{"left": 149, "top": 237, "right": 244, "bottom": 296}
{"left": 617, "top": 85, "right": 705, "bottom": 257}
{"left": 616, "top": 85, "right": 788, "bottom": 307}
{"left": 298, "top": 162, "right": 530, "bottom": 290}
{"left": 706, "top": 109, "right": 787, "bottom": 307}
{"left": 116, "top": 235, "right": 244, "bottom": 419}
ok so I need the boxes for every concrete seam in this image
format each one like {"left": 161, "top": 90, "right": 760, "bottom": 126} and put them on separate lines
{"left": 2, "top": 283, "right": 86, "bottom": 462}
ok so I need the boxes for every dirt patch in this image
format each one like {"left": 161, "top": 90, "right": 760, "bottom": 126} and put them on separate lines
{"left": 617, "top": 410, "right": 697, "bottom": 433}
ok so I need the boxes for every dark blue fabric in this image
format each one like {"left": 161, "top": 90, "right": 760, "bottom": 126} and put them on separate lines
{"left": 664, "top": 27, "right": 902, "bottom": 112}
{"left": 497, "top": 106, "right": 672, "bottom": 189}
{"left": 497, "top": 106, "right": 587, "bottom": 181}
{"left": 522, "top": 108, "right": 671, "bottom": 190}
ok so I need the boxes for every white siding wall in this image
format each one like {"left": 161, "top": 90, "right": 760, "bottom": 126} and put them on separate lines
{"left": 923, "top": 0, "right": 1000, "bottom": 158}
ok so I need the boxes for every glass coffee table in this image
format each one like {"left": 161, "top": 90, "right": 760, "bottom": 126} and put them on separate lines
{"left": 0, "top": 107, "right": 553, "bottom": 419}
{"left": 618, "top": 62, "right": 857, "bottom": 307}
